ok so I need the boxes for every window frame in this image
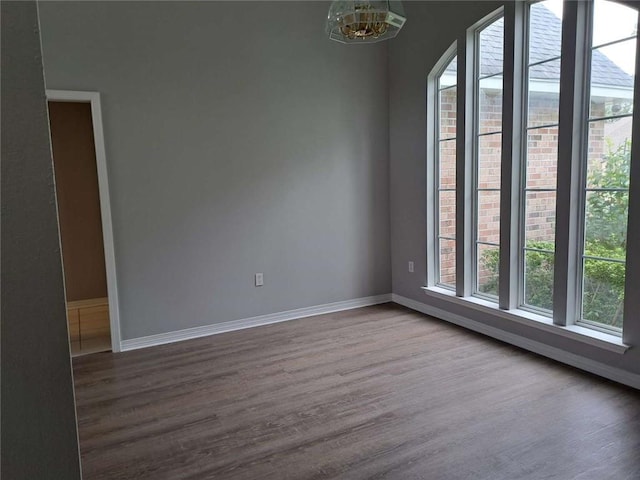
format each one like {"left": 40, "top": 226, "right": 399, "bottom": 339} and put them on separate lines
{"left": 517, "top": 0, "right": 562, "bottom": 317}
{"left": 427, "top": 42, "right": 458, "bottom": 290}
{"left": 471, "top": 11, "right": 505, "bottom": 302}
{"left": 426, "top": 0, "right": 639, "bottom": 342}
{"left": 574, "top": 0, "right": 636, "bottom": 335}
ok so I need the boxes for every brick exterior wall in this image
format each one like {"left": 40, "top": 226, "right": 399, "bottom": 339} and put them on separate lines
{"left": 438, "top": 87, "right": 457, "bottom": 286}
{"left": 437, "top": 87, "right": 611, "bottom": 290}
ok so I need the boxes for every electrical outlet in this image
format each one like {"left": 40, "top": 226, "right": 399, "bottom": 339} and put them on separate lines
{"left": 255, "top": 273, "right": 264, "bottom": 287}
{"left": 408, "top": 261, "right": 414, "bottom": 273}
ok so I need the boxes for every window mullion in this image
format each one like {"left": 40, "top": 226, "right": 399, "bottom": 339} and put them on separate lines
{"left": 426, "top": 61, "right": 438, "bottom": 287}
{"left": 553, "top": 0, "right": 590, "bottom": 326}
{"left": 622, "top": 32, "right": 640, "bottom": 345}
{"left": 456, "top": 30, "right": 474, "bottom": 297}
{"left": 499, "top": 0, "right": 525, "bottom": 310}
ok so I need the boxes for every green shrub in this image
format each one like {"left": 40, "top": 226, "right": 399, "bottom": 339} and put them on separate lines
{"left": 480, "top": 241, "right": 625, "bottom": 328}
{"left": 585, "top": 139, "right": 630, "bottom": 251}
{"left": 523, "top": 243, "right": 555, "bottom": 311}
{"left": 478, "top": 139, "right": 629, "bottom": 327}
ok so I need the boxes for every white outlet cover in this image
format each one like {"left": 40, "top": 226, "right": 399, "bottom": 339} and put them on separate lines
{"left": 255, "top": 273, "right": 264, "bottom": 286}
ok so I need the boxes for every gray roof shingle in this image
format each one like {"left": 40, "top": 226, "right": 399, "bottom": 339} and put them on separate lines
{"left": 445, "top": 5, "right": 634, "bottom": 89}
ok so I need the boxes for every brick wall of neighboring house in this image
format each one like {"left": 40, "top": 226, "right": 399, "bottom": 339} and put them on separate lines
{"left": 437, "top": 86, "right": 612, "bottom": 290}
{"left": 438, "top": 87, "right": 457, "bottom": 286}
{"left": 476, "top": 87, "right": 502, "bottom": 290}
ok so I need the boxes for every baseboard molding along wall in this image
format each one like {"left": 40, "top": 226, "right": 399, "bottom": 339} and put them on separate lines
{"left": 120, "top": 291, "right": 639, "bottom": 389}
{"left": 391, "top": 293, "right": 640, "bottom": 390}
{"left": 120, "top": 294, "right": 392, "bottom": 351}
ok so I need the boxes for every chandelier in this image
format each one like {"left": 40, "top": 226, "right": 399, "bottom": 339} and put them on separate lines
{"left": 326, "top": 1, "right": 406, "bottom": 44}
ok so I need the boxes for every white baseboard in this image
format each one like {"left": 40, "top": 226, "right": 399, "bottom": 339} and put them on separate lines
{"left": 392, "top": 294, "right": 640, "bottom": 390}
{"left": 120, "top": 294, "right": 392, "bottom": 352}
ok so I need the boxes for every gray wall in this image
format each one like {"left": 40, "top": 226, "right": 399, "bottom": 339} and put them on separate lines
{"left": 389, "top": 0, "right": 640, "bottom": 377}
{"left": 0, "top": 2, "right": 82, "bottom": 478}
{"left": 38, "top": 1, "right": 391, "bottom": 341}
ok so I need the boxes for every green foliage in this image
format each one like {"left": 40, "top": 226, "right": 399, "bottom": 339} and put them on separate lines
{"left": 480, "top": 239, "right": 625, "bottom": 327}
{"left": 581, "top": 139, "right": 629, "bottom": 327}
{"left": 479, "top": 140, "right": 631, "bottom": 328}
{"left": 523, "top": 243, "right": 555, "bottom": 311}
{"left": 480, "top": 247, "right": 499, "bottom": 297}
{"left": 480, "top": 137, "right": 631, "bottom": 327}
{"left": 479, "top": 241, "right": 554, "bottom": 310}
{"left": 585, "top": 139, "right": 631, "bottom": 251}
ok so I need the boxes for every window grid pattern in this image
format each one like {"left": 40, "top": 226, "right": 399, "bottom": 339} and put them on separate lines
{"left": 474, "top": 18, "right": 504, "bottom": 300}
{"left": 578, "top": 0, "right": 637, "bottom": 331}
{"left": 520, "top": 0, "right": 563, "bottom": 315}
{"left": 436, "top": 59, "right": 458, "bottom": 289}
{"left": 427, "top": 0, "right": 637, "bottom": 338}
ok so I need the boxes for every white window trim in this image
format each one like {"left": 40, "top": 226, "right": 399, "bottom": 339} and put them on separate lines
{"left": 427, "top": 0, "right": 639, "bottom": 348}
{"left": 427, "top": 42, "right": 458, "bottom": 290}
{"left": 422, "top": 286, "right": 629, "bottom": 353}
{"left": 471, "top": 9, "right": 505, "bottom": 302}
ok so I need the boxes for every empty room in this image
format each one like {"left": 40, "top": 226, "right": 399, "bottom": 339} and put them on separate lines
{"left": 2, "top": 0, "right": 640, "bottom": 479}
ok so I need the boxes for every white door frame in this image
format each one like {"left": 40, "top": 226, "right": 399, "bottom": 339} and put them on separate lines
{"left": 47, "top": 89, "right": 122, "bottom": 353}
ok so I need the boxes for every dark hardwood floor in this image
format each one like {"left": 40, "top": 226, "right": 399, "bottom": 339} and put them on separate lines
{"left": 73, "top": 303, "right": 640, "bottom": 479}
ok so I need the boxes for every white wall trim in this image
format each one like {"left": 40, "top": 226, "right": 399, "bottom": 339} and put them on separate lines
{"left": 392, "top": 294, "right": 640, "bottom": 390}
{"left": 121, "top": 294, "right": 392, "bottom": 351}
{"left": 46, "top": 90, "right": 122, "bottom": 352}
{"left": 421, "top": 286, "right": 628, "bottom": 353}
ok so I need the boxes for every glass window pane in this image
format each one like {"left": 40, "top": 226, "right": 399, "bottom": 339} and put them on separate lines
{"left": 475, "top": 15, "right": 502, "bottom": 304}
{"left": 579, "top": 1, "right": 634, "bottom": 334}
{"left": 478, "top": 77, "right": 503, "bottom": 134}
{"left": 585, "top": 191, "right": 628, "bottom": 252}
{"left": 525, "top": 191, "right": 556, "bottom": 247}
{"left": 439, "top": 139, "right": 456, "bottom": 189}
{"left": 582, "top": 258, "right": 625, "bottom": 329}
{"left": 586, "top": 118, "right": 632, "bottom": 188}
{"left": 524, "top": 249, "right": 554, "bottom": 312}
{"left": 479, "top": 18, "right": 504, "bottom": 78}
{"left": 438, "top": 238, "right": 456, "bottom": 288}
{"left": 589, "top": 40, "right": 635, "bottom": 119}
{"left": 592, "top": 0, "right": 638, "bottom": 48}
{"left": 526, "top": 126, "right": 558, "bottom": 189}
{"left": 439, "top": 191, "right": 456, "bottom": 238}
{"left": 477, "top": 244, "right": 499, "bottom": 297}
{"left": 528, "top": 59, "right": 560, "bottom": 127}
{"left": 529, "top": 0, "right": 564, "bottom": 64}
{"left": 522, "top": 0, "right": 562, "bottom": 316}
{"left": 439, "top": 86, "right": 457, "bottom": 140}
{"left": 477, "top": 191, "right": 500, "bottom": 244}
{"left": 478, "top": 133, "right": 502, "bottom": 189}
{"left": 435, "top": 53, "right": 458, "bottom": 291}
{"left": 440, "top": 56, "right": 457, "bottom": 88}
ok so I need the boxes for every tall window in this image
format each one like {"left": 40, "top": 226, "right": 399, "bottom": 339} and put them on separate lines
{"left": 475, "top": 16, "right": 504, "bottom": 299}
{"left": 435, "top": 56, "right": 458, "bottom": 289}
{"left": 427, "top": 0, "right": 638, "bottom": 338}
{"left": 521, "top": 0, "right": 563, "bottom": 313}
{"left": 580, "top": 0, "right": 637, "bottom": 331}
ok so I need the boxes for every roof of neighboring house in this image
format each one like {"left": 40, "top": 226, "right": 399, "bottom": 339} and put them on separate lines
{"left": 445, "top": 4, "right": 634, "bottom": 89}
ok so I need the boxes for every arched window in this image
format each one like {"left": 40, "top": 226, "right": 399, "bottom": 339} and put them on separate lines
{"left": 427, "top": 0, "right": 638, "bottom": 339}
{"left": 429, "top": 47, "right": 458, "bottom": 289}
{"left": 580, "top": 0, "right": 636, "bottom": 330}
{"left": 474, "top": 14, "right": 504, "bottom": 299}
{"left": 521, "top": 0, "right": 563, "bottom": 313}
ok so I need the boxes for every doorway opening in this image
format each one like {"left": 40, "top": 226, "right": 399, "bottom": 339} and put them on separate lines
{"left": 47, "top": 90, "right": 121, "bottom": 355}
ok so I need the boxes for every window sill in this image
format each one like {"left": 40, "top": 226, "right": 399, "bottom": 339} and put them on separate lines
{"left": 421, "top": 286, "right": 629, "bottom": 354}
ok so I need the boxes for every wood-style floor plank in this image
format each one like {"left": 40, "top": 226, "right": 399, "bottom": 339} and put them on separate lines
{"left": 72, "top": 304, "right": 640, "bottom": 479}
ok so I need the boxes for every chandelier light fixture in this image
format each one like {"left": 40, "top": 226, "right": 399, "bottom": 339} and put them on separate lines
{"left": 326, "top": 1, "right": 407, "bottom": 44}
